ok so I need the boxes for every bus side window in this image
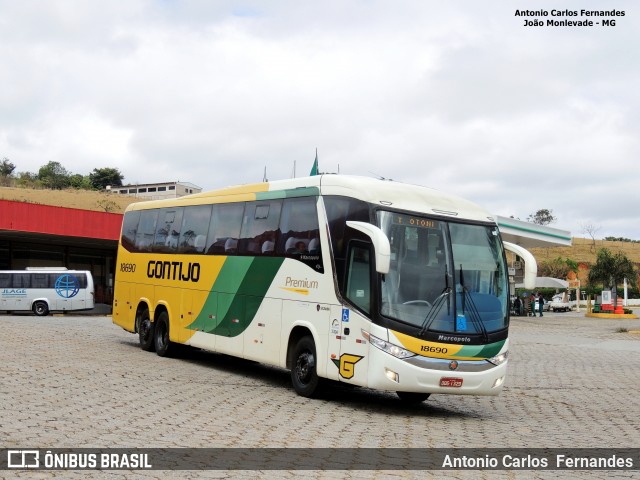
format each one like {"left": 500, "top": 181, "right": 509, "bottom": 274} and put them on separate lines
{"left": 121, "top": 210, "right": 141, "bottom": 252}
{"left": 152, "top": 208, "right": 184, "bottom": 252}
{"left": 77, "top": 274, "right": 87, "bottom": 288}
{"left": 135, "top": 210, "right": 159, "bottom": 252}
{"left": 324, "top": 196, "right": 371, "bottom": 293}
{"left": 206, "top": 203, "right": 245, "bottom": 255}
{"left": 238, "top": 201, "right": 282, "bottom": 256}
{"left": 13, "top": 273, "right": 31, "bottom": 288}
{"left": 278, "top": 197, "right": 320, "bottom": 256}
{"left": 345, "top": 243, "right": 372, "bottom": 314}
{"left": 32, "top": 274, "right": 49, "bottom": 289}
{"left": 178, "top": 205, "right": 212, "bottom": 254}
{"left": 0, "top": 273, "right": 10, "bottom": 288}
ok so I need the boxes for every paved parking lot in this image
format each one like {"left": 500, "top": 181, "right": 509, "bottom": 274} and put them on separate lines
{"left": 1, "top": 311, "right": 639, "bottom": 479}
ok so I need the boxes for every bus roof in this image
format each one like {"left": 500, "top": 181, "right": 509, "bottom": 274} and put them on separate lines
{"left": 125, "top": 175, "right": 495, "bottom": 224}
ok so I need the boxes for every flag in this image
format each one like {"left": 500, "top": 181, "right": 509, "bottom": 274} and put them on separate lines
{"left": 310, "top": 149, "right": 318, "bottom": 176}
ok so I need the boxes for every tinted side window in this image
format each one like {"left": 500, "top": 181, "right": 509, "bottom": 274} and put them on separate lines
{"left": 178, "top": 205, "right": 212, "bottom": 254}
{"left": 121, "top": 210, "right": 141, "bottom": 252}
{"left": 278, "top": 197, "right": 323, "bottom": 272}
{"left": 0, "top": 273, "right": 10, "bottom": 288}
{"left": 13, "top": 273, "right": 31, "bottom": 288}
{"left": 32, "top": 274, "right": 49, "bottom": 288}
{"left": 74, "top": 274, "right": 88, "bottom": 289}
{"left": 153, "top": 208, "right": 184, "bottom": 252}
{"left": 324, "top": 196, "right": 371, "bottom": 292}
{"left": 134, "top": 210, "right": 159, "bottom": 252}
{"left": 135, "top": 210, "right": 158, "bottom": 252}
{"left": 239, "top": 201, "right": 282, "bottom": 255}
{"left": 346, "top": 244, "right": 372, "bottom": 314}
{"left": 206, "top": 203, "right": 245, "bottom": 254}
{"left": 278, "top": 197, "right": 319, "bottom": 255}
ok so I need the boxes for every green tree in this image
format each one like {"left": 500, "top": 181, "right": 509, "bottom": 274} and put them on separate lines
{"left": 38, "top": 161, "right": 71, "bottom": 189}
{"left": 588, "top": 248, "right": 638, "bottom": 306}
{"left": 538, "top": 256, "right": 578, "bottom": 279}
{"left": 15, "top": 171, "right": 40, "bottom": 188}
{"left": 0, "top": 157, "right": 16, "bottom": 186}
{"left": 69, "top": 174, "right": 92, "bottom": 189}
{"left": 0, "top": 157, "right": 16, "bottom": 176}
{"left": 89, "top": 167, "right": 124, "bottom": 190}
{"left": 528, "top": 209, "right": 556, "bottom": 225}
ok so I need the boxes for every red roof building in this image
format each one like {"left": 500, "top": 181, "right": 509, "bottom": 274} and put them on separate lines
{"left": 0, "top": 200, "right": 122, "bottom": 304}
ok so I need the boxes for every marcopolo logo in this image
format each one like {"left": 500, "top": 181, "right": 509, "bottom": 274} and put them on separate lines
{"left": 54, "top": 274, "right": 80, "bottom": 299}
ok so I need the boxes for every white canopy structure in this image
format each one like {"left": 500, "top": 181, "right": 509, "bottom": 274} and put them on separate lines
{"left": 515, "top": 277, "right": 569, "bottom": 289}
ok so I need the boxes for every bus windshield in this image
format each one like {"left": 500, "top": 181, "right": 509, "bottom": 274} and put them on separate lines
{"left": 377, "top": 211, "right": 508, "bottom": 336}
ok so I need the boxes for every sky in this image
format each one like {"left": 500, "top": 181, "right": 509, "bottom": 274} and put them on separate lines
{"left": 1, "top": 1, "right": 638, "bottom": 240}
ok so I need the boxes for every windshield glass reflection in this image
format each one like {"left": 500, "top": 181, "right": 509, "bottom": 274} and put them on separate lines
{"left": 378, "top": 211, "right": 508, "bottom": 335}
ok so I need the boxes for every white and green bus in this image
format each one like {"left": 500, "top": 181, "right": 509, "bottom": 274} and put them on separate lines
{"left": 0, "top": 268, "right": 95, "bottom": 316}
{"left": 113, "top": 175, "right": 535, "bottom": 402}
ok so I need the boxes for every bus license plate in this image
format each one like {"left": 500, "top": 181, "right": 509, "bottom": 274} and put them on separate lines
{"left": 440, "top": 377, "right": 463, "bottom": 388}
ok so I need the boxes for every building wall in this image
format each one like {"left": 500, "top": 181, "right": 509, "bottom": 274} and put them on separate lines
{"left": 111, "top": 182, "right": 201, "bottom": 200}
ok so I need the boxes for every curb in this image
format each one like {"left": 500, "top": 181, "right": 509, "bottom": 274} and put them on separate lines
{"left": 585, "top": 313, "right": 639, "bottom": 319}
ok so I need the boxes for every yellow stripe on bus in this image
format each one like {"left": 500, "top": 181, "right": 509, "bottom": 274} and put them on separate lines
{"left": 391, "top": 330, "right": 474, "bottom": 359}
{"left": 280, "top": 287, "right": 310, "bottom": 295}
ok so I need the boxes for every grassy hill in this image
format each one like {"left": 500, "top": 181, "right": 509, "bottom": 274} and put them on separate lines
{"left": 531, "top": 237, "right": 640, "bottom": 265}
{"left": 0, "top": 186, "right": 144, "bottom": 213}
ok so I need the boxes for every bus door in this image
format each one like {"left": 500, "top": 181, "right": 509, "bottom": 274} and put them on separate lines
{"left": 330, "top": 243, "right": 372, "bottom": 386}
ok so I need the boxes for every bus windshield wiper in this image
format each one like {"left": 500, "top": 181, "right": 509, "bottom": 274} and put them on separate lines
{"left": 419, "top": 269, "right": 452, "bottom": 337}
{"left": 458, "top": 264, "right": 489, "bottom": 343}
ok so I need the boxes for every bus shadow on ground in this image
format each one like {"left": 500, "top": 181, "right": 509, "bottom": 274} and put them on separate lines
{"left": 136, "top": 343, "right": 486, "bottom": 419}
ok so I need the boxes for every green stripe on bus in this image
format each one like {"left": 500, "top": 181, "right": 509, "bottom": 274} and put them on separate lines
{"left": 255, "top": 187, "right": 320, "bottom": 200}
{"left": 188, "top": 257, "right": 284, "bottom": 336}
{"left": 458, "top": 340, "right": 505, "bottom": 359}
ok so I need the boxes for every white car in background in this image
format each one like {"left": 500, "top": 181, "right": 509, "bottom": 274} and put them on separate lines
{"left": 549, "top": 293, "right": 571, "bottom": 312}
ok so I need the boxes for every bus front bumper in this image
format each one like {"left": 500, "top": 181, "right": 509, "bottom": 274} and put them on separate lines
{"left": 366, "top": 346, "right": 508, "bottom": 396}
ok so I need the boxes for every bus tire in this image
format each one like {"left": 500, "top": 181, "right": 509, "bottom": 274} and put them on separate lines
{"left": 396, "top": 391, "right": 431, "bottom": 404}
{"left": 291, "top": 335, "right": 321, "bottom": 398}
{"left": 33, "top": 301, "right": 49, "bottom": 317}
{"left": 138, "top": 309, "right": 155, "bottom": 352}
{"left": 154, "top": 311, "right": 172, "bottom": 357}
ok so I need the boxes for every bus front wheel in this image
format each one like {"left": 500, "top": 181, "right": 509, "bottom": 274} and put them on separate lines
{"left": 154, "top": 312, "right": 172, "bottom": 357}
{"left": 33, "top": 301, "right": 49, "bottom": 317}
{"left": 291, "top": 336, "right": 321, "bottom": 398}
{"left": 137, "top": 309, "right": 155, "bottom": 352}
{"left": 396, "top": 391, "right": 431, "bottom": 404}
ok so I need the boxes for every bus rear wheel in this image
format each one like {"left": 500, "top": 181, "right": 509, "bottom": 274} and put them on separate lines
{"left": 138, "top": 309, "right": 155, "bottom": 352}
{"left": 33, "top": 301, "right": 49, "bottom": 317}
{"left": 291, "top": 336, "right": 321, "bottom": 398}
{"left": 154, "top": 311, "right": 172, "bottom": 357}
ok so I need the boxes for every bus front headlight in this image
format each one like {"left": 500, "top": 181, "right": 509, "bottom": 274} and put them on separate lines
{"left": 487, "top": 351, "right": 508, "bottom": 366}
{"left": 362, "top": 330, "right": 416, "bottom": 359}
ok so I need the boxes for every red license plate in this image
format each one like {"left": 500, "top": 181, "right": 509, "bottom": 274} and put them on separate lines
{"left": 440, "top": 377, "right": 463, "bottom": 388}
